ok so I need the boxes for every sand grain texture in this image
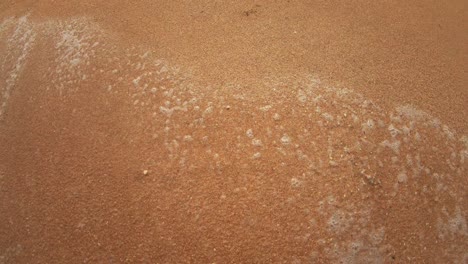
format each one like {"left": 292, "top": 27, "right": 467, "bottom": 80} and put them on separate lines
{"left": 0, "top": 1, "right": 467, "bottom": 263}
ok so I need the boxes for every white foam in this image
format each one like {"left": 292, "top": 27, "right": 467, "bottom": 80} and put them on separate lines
{"left": 437, "top": 206, "right": 468, "bottom": 238}
{"left": 397, "top": 172, "right": 408, "bottom": 183}
{"left": 388, "top": 124, "right": 401, "bottom": 137}
{"left": 252, "top": 139, "right": 263, "bottom": 147}
{"left": 246, "top": 129, "right": 254, "bottom": 138}
{"left": 281, "top": 134, "right": 291, "bottom": 145}
{"left": 0, "top": 15, "right": 36, "bottom": 120}
{"left": 290, "top": 177, "right": 302, "bottom": 188}
{"left": 297, "top": 89, "right": 307, "bottom": 103}
{"left": 259, "top": 105, "right": 272, "bottom": 112}
{"left": 273, "top": 113, "right": 281, "bottom": 121}
{"left": 380, "top": 139, "right": 401, "bottom": 154}
{"left": 395, "top": 104, "right": 432, "bottom": 123}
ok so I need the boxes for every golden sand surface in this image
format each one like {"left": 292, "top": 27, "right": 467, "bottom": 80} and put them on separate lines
{"left": 0, "top": 1, "right": 467, "bottom": 263}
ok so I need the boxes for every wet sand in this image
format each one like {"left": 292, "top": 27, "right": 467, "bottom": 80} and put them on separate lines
{"left": 0, "top": 1, "right": 467, "bottom": 263}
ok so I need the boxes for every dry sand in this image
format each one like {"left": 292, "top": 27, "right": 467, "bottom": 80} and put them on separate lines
{"left": 0, "top": 1, "right": 467, "bottom": 263}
